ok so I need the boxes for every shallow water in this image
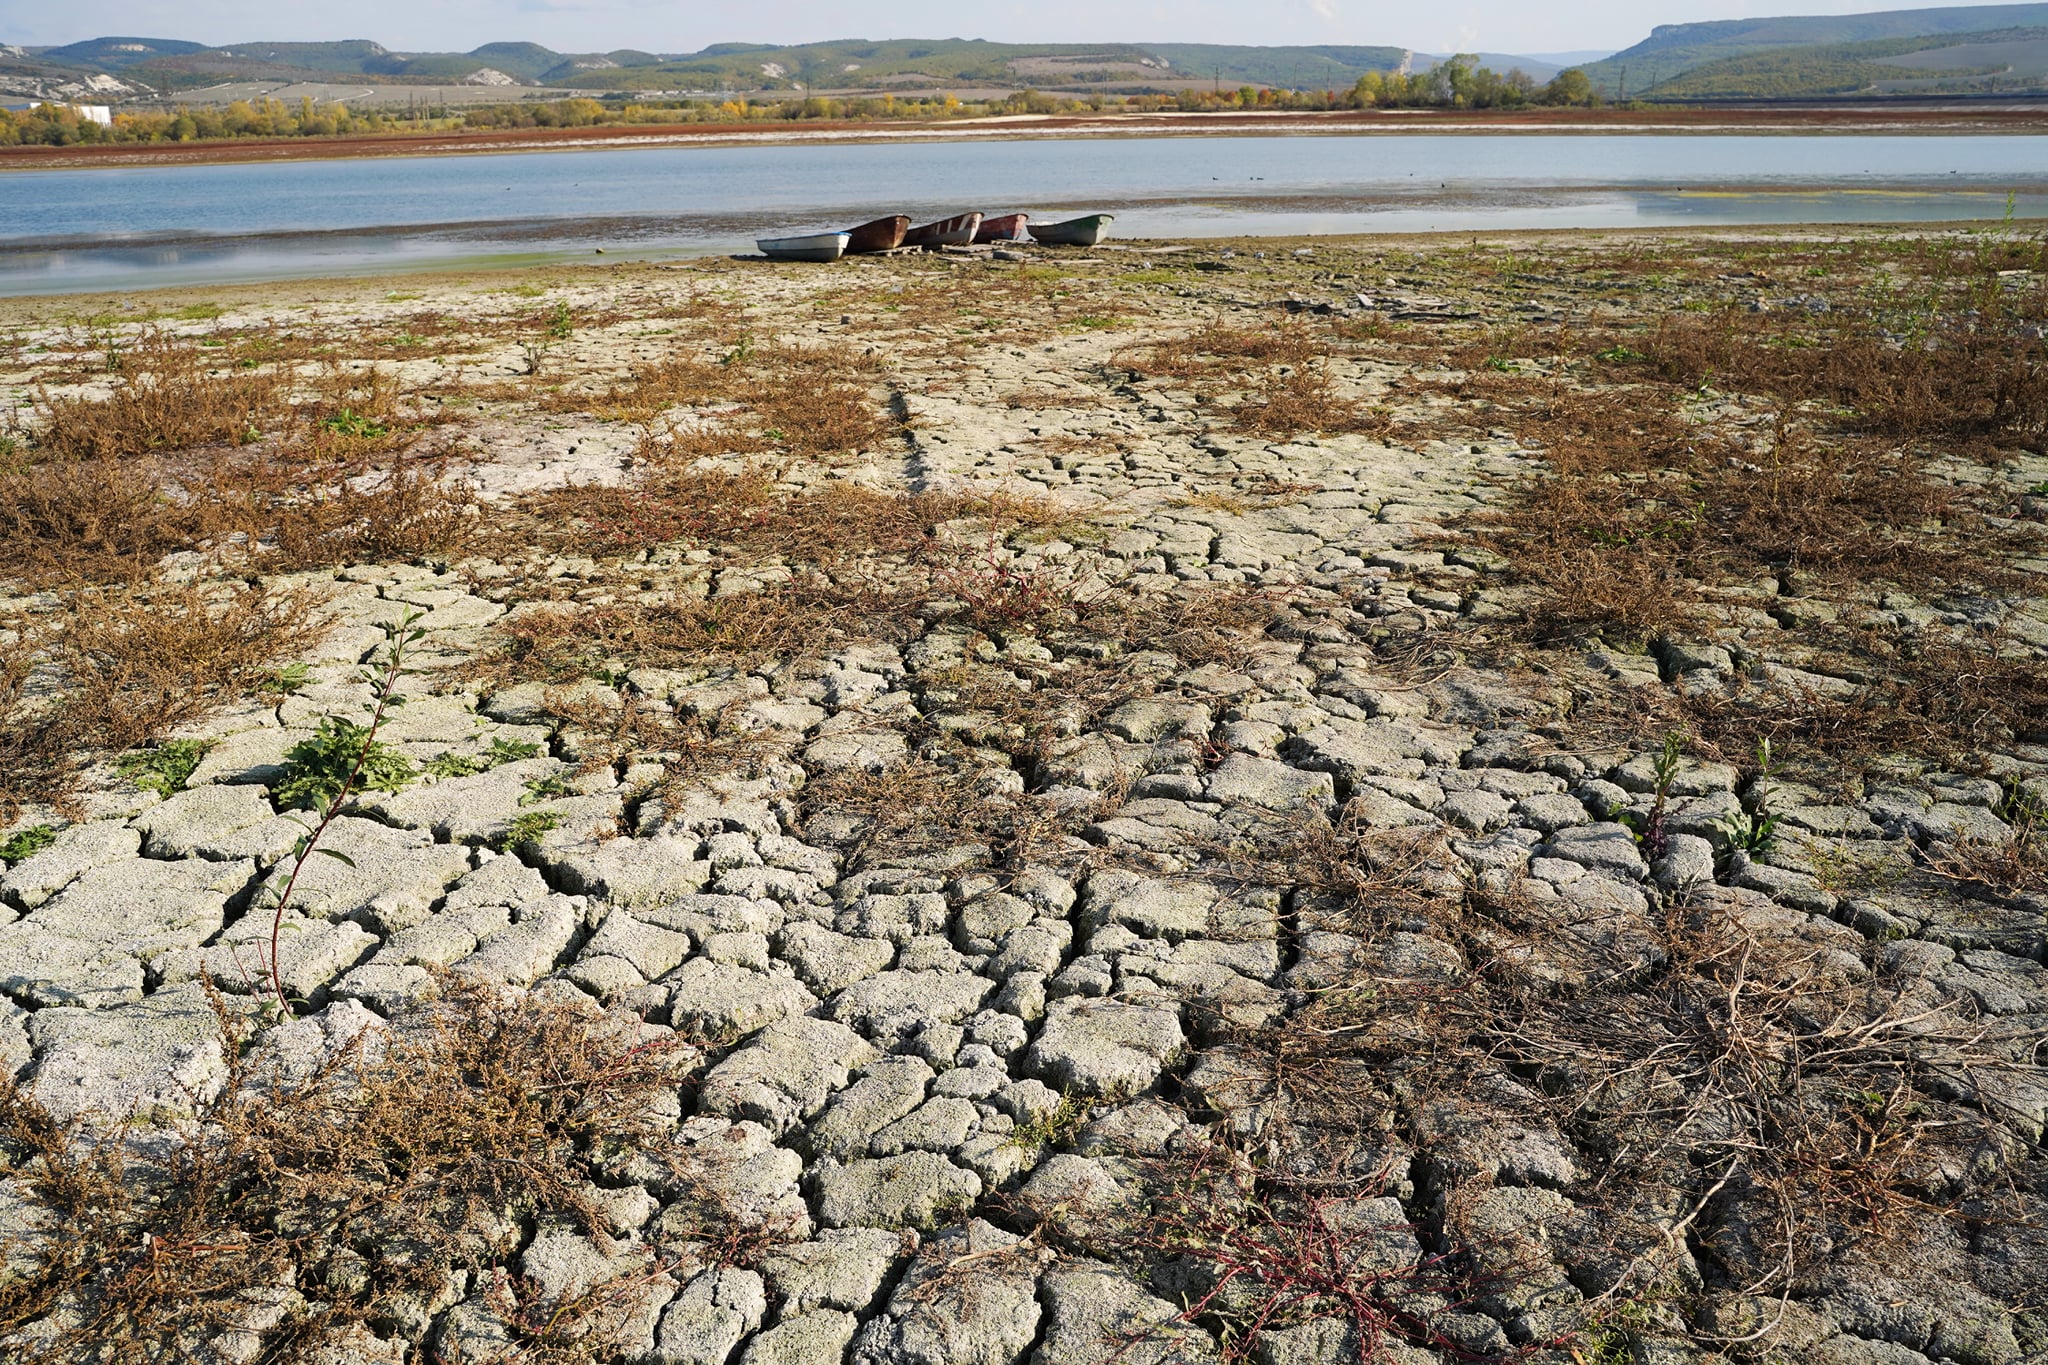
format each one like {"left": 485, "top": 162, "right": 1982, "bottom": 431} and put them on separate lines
{"left": 3, "top": 131, "right": 2046, "bottom": 294}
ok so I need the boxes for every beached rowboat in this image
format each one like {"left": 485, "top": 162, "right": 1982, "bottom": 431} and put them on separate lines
{"left": 758, "top": 231, "right": 851, "bottom": 263}
{"left": 1028, "top": 213, "right": 1114, "bottom": 247}
{"left": 845, "top": 215, "right": 911, "bottom": 254}
{"left": 903, "top": 212, "right": 984, "bottom": 249}
{"left": 973, "top": 213, "right": 1030, "bottom": 243}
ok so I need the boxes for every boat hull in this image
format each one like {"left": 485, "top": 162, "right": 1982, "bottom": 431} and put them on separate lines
{"left": 1029, "top": 214, "right": 1114, "bottom": 247}
{"left": 845, "top": 215, "right": 911, "bottom": 254}
{"left": 973, "top": 213, "right": 1029, "bottom": 243}
{"left": 903, "top": 212, "right": 984, "bottom": 249}
{"left": 758, "top": 232, "right": 851, "bottom": 262}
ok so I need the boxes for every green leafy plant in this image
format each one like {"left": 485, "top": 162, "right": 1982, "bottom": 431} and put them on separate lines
{"left": 275, "top": 718, "right": 416, "bottom": 811}
{"left": 258, "top": 608, "right": 425, "bottom": 1013}
{"left": 423, "top": 752, "right": 489, "bottom": 780}
{"left": 1483, "top": 355, "right": 1517, "bottom": 372}
{"left": 0, "top": 824, "right": 58, "bottom": 866}
{"left": 115, "top": 739, "right": 212, "bottom": 799}
{"left": 423, "top": 736, "right": 543, "bottom": 780}
{"left": 520, "top": 773, "right": 573, "bottom": 806}
{"left": 545, "top": 300, "right": 574, "bottom": 341}
{"left": 1718, "top": 737, "right": 1782, "bottom": 855}
{"left": 494, "top": 810, "right": 561, "bottom": 852}
{"left": 1597, "top": 343, "right": 1649, "bottom": 364}
{"left": 1618, "top": 732, "right": 1685, "bottom": 861}
{"left": 720, "top": 334, "right": 755, "bottom": 367}
{"left": 318, "top": 408, "right": 388, "bottom": 439}
{"left": 486, "top": 735, "right": 545, "bottom": 763}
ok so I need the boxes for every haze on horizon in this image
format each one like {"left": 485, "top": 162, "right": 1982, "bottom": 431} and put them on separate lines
{"left": 0, "top": 0, "right": 2029, "bottom": 61}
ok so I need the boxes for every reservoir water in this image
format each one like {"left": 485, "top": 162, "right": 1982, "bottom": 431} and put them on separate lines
{"left": 2, "top": 131, "right": 2046, "bottom": 294}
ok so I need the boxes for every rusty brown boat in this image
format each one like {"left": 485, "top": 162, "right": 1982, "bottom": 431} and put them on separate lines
{"left": 973, "top": 213, "right": 1029, "bottom": 243}
{"left": 844, "top": 215, "right": 910, "bottom": 254}
{"left": 903, "top": 211, "right": 984, "bottom": 249}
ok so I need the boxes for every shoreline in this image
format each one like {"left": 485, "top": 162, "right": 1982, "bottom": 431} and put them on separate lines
{"left": 0, "top": 220, "right": 2034, "bottom": 313}
{"left": 7, "top": 104, "right": 2048, "bottom": 173}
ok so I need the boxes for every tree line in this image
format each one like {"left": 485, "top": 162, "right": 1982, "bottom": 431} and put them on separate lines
{"left": 0, "top": 58, "right": 1597, "bottom": 148}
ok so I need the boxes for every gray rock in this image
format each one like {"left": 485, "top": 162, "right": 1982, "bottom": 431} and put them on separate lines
{"left": 965, "top": 1009, "right": 1030, "bottom": 1056}
{"left": 835, "top": 892, "right": 950, "bottom": 945}
{"left": 1080, "top": 872, "right": 1216, "bottom": 943}
{"left": 649, "top": 1116, "right": 810, "bottom": 1239}
{"left": 1035, "top": 1260, "right": 1220, "bottom": 1365}
{"left": 825, "top": 970, "right": 993, "bottom": 1048}
{"left": 131, "top": 785, "right": 299, "bottom": 863}
{"left": 0, "top": 856, "right": 251, "bottom": 1009}
{"left": 1514, "top": 792, "right": 1590, "bottom": 834}
{"left": 0, "top": 820, "right": 140, "bottom": 911}
{"left": 649, "top": 1266, "right": 765, "bottom": 1365}
{"left": 869, "top": 1098, "right": 978, "bottom": 1156}
{"left": 988, "top": 923, "right": 1069, "bottom": 978}
{"left": 1024, "top": 998, "right": 1185, "bottom": 1096}
{"left": 993, "top": 1079, "right": 1063, "bottom": 1127}
{"left": 27, "top": 985, "right": 241, "bottom": 1123}
{"left": 851, "top": 1220, "right": 1042, "bottom": 1365}
{"left": 1439, "top": 788, "right": 1513, "bottom": 833}
{"left": 442, "top": 854, "right": 551, "bottom": 911}
{"left": 757, "top": 1227, "right": 902, "bottom": 1316}
{"left": 1202, "top": 754, "right": 1334, "bottom": 812}
{"left": 738, "top": 1310, "right": 859, "bottom": 1365}
{"left": 522, "top": 1216, "right": 653, "bottom": 1302}
{"left": 329, "top": 960, "right": 435, "bottom": 1015}
{"left": 371, "top": 757, "right": 569, "bottom": 844}
{"left": 813, "top": 1153, "right": 981, "bottom": 1231}
{"left": 703, "top": 930, "right": 771, "bottom": 971}
{"left": 1654, "top": 834, "right": 1716, "bottom": 892}
{"left": 550, "top": 836, "right": 712, "bottom": 908}
{"left": 453, "top": 896, "right": 580, "bottom": 987}
{"left": 807, "top": 1055, "right": 935, "bottom": 1161}
{"left": 163, "top": 909, "right": 378, "bottom": 1003}
{"left": 932, "top": 1063, "right": 1009, "bottom": 1101}
{"left": 667, "top": 959, "right": 816, "bottom": 1038}
{"left": 1543, "top": 823, "right": 1648, "bottom": 880}
{"left": 1015, "top": 1155, "right": 1129, "bottom": 1229}
{"left": 254, "top": 817, "right": 471, "bottom": 928}
{"left": 699, "top": 1016, "right": 878, "bottom": 1133}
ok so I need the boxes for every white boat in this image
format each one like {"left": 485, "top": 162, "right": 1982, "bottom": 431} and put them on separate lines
{"left": 759, "top": 231, "right": 851, "bottom": 263}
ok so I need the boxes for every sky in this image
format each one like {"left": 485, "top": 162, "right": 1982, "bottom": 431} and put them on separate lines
{"left": 0, "top": 0, "right": 2029, "bottom": 58}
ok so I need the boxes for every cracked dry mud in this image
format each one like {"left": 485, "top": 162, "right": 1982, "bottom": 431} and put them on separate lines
{"left": 1, "top": 228, "right": 2046, "bottom": 1365}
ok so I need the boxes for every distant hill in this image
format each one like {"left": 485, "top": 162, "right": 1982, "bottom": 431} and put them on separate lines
{"left": 17, "top": 34, "right": 1413, "bottom": 98}
{"left": 29, "top": 9, "right": 2048, "bottom": 108}
{"left": 1649, "top": 24, "right": 2048, "bottom": 98}
{"left": 1582, "top": 2, "right": 2048, "bottom": 95}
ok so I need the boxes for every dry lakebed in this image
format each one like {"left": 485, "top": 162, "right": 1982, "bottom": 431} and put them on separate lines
{"left": 0, "top": 225, "right": 2044, "bottom": 1365}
